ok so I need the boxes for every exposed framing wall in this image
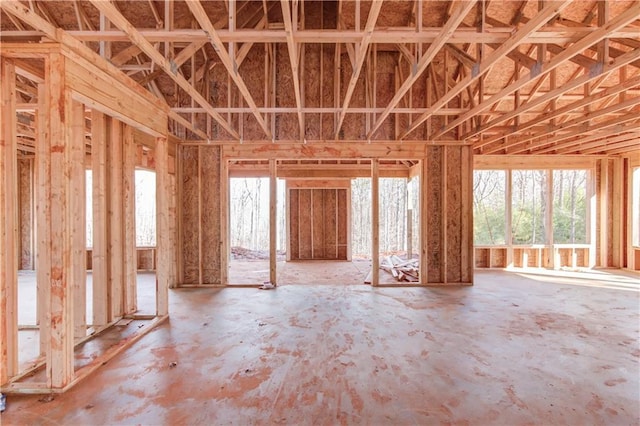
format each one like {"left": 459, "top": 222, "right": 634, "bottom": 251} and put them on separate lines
{"left": 0, "top": 43, "right": 173, "bottom": 394}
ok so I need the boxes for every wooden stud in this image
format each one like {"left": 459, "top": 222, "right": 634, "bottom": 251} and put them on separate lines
{"left": 220, "top": 155, "right": 230, "bottom": 285}
{"left": 46, "top": 52, "right": 75, "bottom": 388}
{"left": 0, "top": 57, "right": 19, "bottom": 384}
{"left": 71, "top": 101, "right": 87, "bottom": 339}
{"left": 123, "top": 125, "right": 137, "bottom": 314}
{"left": 612, "top": 158, "right": 623, "bottom": 267}
{"left": 108, "top": 118, "right": 124, "bottom": 321}
{"left": 371, "top": 159, "right": 380, "bottom": 286}
{"left": 91, "top": 110, "right": 108, "bottom": 326}
{"left": 156, "top": 136, "right": 170, "bottom": 315}
{"left": 419, "top": 159, "right": 428, "bottom": 283}
{"left": 269, "top": 159, "right": 277, "bottom": 284}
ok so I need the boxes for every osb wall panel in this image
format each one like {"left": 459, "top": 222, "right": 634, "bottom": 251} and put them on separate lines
{"left": 181, "top": 145, "right": 200, "bottom": 283}
{"left": 201, "top": 146, "right": 221, "bottom": 284}
{"left": 446, "top": 146, "right": 463, "bottom": 283}
{"left": 425, "top": 146, "right": 443, "bottom": 282}
{"left": 290, "top": 188, "right": 348, "bottom": 260}
{"left": 304, "top": 43, "right": 322, "bottom": 140}
{"left": 18, "top": 158, "right": 33, "bottom": 270}
{"left": 321, "top": 45, "right": 336, "bottom": 139}
{"left": 423, "top": 145, "right": 472, "bottom": 284}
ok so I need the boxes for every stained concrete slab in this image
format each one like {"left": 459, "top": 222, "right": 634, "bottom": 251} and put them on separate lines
{"left": 2, "top": 269, "right": 639, "bottom": 425}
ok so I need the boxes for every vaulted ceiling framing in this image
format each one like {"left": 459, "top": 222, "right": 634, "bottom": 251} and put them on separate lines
{"left": 1, "top": 0, "right": 638, "bottom": 155}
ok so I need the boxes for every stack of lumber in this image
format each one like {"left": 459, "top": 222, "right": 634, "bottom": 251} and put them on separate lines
{"left": 380, "top": 256, "right": 419, "bottom": 282}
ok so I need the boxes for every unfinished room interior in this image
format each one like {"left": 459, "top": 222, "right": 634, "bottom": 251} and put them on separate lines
{"left": 0, "top": 0, "right": 639, "bottom": 423}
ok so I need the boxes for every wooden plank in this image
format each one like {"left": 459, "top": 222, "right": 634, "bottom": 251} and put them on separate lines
{"left": 0, "top": 58, "right": 19, "bottom": 384}
{"left": 123, "top": 125, "right": 137, "bottom": 314}
{"left": 91, "top": 110, "right": 108, "bottom": 326}
{"left": 371, "top": 159, "right": 380, "bottom": 286}
{"left": 46, "top": 52, "right": 74, "bottom": 388}
{"left": 156, "top": 136, "right": 170, "bottom": 315}
{"left": 269, "top": 159, "right": 277, "bottom": 284}
{"left": 71, "top": 101, "right": 87, "bottom": 339}
{"left": 108, "top": 119, "right": 124, "bottom": 321}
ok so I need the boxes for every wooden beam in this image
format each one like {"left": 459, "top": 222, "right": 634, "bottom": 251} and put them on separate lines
{"left": 47, "top": 27, "right": 640, "bottom": 44}
{"left": 368, "top": 0, "right": 476, "bottom": 139}
{"left": 403, "top": 0, "right": 572, "bottom": 139}
{"left": 221, "top": 141, "right": 470, "bottom": 160}
{"left": 433, "top": 1, "right": 640, "bottom": 139}
{"left": 334, "top": 0, "right": 384, "bottom": 139}
{"left": 89, "top": 0, "right": 238, "bottom": 139}
{"left": 185, "top": 0, "right": 271, "bottom": 139}
{"left": 0, "top": 58, "right": 19, "bottom": 384}
{"left": 280, "top": 0, "right": 304, "bottom": 140}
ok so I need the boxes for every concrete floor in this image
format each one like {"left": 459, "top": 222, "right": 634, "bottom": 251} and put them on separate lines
{"left": 2, "top": 269, "right": 639, "bottom": 425}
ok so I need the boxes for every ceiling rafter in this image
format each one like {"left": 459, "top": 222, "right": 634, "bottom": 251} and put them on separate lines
{"left": 494, "top": 95, "right": 640, "bottom": 152}
{"left": 89, "top": 0, "right": 239, "bottom": 140}
{"left": 334, "top": 0, "right": 384, "bottom": 139}
{"left": 558, "top": 132, "right": 640, "bottom": 155}
{"left": 185, "top": 0, "right": 271, "bottom": 140}
{"left": 500, "top": 112, "right": 640, "bottom": 155}
{"left": 469, "top": 41, "right": 640, "bottom": 147}
{"left": 475, "top": 72, "right": 640, "bottom": 152}
{"left": 402, "top": 0, "right": 573, "bottom": 139}
{"left": 368, "top": 0, "right": 478, "bottom": 140}
{"left": 430, "top": 1, "right": 640, "bottom": 140}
